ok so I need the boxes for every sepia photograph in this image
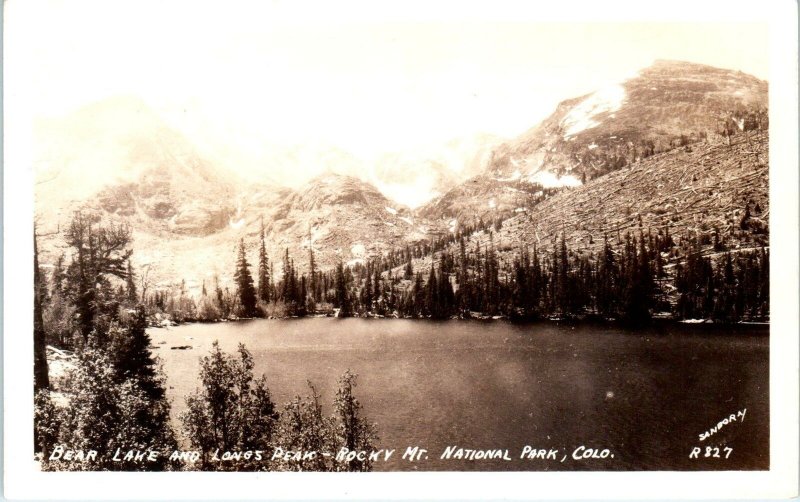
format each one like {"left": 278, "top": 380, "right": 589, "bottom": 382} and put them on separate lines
{"left": 4, "top": 0, "right": 798, "bottom": 499}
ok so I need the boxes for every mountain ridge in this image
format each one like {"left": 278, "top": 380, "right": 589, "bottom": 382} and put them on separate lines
{"left": 419, "top": 60, "right": 768, "bottom": 224}
{"left": 34, "top": 60, "right": 768, "bottom": 296}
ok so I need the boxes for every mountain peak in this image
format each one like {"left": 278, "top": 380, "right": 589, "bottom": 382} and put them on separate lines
{"left": 35, "top": 94, "right": 240, "bottom": 237}
{"left": 298, "top": 172, "right": 395, "bottom": 209}
{"left": 641, "top": 59, "right": 766, "bottom": 85}
{"left": 308, "top": 171, "right": 357, "bottom": 185}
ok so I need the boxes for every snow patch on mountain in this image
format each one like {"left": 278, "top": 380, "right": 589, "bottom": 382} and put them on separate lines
{"left": 494, "top": 169, "right": 522, "bottom": 182}
{"left": 561, "top": 84, "right": 626, "bottom": 138}
{"left": 384, "top": 206, "right": 398, "bottom": 215}
{"left": 527, "top": 171, "right": 582, "bottom": 188}
{"left": 229, "top": 197, "right": 245, "bottom": 229}
{"left": 350, "top": 243, "right": 366, "bottom": 258}
{"left": 373, "top": 178, "right": 440, "bottom": 210}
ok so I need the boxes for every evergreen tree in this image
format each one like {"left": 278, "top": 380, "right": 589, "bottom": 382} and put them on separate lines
{"left": 308, "top": 245, "right": 317, "bottom": 303}
{"left": 299, "top": 275, "right": 309, "bottom": 316}
{"left": 109, "top": 306, "right": 163, "bottom": 401}
{"left": 34, "top": 231, "right": 50, "bottom": 393}
{"left": 234, "top": 239, "right": 258, "bottom": 317}
{"left": 334, "top": 262, "right": 352, "bottom": 317}
{"left": 257, "top": 220, "right": 271, "bottom": 303}
{"left": 404, "top": 259, "right": 413, "bottom": 280}
{"left": 125, "top": 260, "right": 137, "bottom": 304}
{"left": 64, "top": 212, "right": 133, "bottom": 340}
{"left": 436, "top": 267, "right": 455, "bottom": 318}
{"left": 51, "top": 254, "right": 66, "bottom": 297}
{"left": 425, "top": 266, "right": 437, "bottom": 316}
{"left": 596, "top": 235, "right": 617, "bottom": 317}
{"left": 530, "top": 245, "right": 543, "bottom": 314}
{"left": 412, "top": 272, "right": 425, "bottom": 316}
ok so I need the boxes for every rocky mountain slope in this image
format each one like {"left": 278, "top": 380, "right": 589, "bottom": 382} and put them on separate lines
{"left": 387, "top": 130, "right": 768, "bottom": 308}
{"left": 458, "top": 130, "right": 768, "bottom": 263}
{"left": 420, "top": 60, "right": 768, "bottom": 224}
{"left": 241, "top": 173, "right": 439, "bottom": 270}
{"left": 33, "top": 98, "right": 441, "bottom": 290}
{"left": 108, "top": 173, "right": 440, "bottom": 295}
{"left": 416, "top": 174, "right": 559, "bottom": 229}
{"left": 35, "top": 96, "right": 241, "bottom": 237}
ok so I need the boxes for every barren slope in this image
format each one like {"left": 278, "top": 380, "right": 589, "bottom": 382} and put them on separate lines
{"left": 445, "top": 130, "right": 768, "bottom": 265}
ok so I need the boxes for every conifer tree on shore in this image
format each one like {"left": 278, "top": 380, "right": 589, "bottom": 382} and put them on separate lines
{"left": 235, "top": 239, "right": 258, "bottom": 317}
{"left": 257, "top": 220, "right": 271, "bottom": 303}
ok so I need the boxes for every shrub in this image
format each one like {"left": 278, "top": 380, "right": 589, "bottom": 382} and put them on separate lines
{"left": 36, "top": 344, "right": 177, "bottom": 471}
{"left": 197, "top": 294, "right": 221, "bottom": 322}
{"left": 260, "top": 300, "right": 288, "bottom": 318}
{"left": 180, "top": 342, "right": 278, "bottom": 471}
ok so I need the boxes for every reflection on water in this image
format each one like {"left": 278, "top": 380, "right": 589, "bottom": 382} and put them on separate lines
{"left": 149, "top": 319, "right": 768, "bottom": 471}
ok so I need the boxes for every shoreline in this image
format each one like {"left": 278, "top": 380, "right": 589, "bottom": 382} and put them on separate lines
{"left": 148, "top": 314, "right": 771, "bottom": 330}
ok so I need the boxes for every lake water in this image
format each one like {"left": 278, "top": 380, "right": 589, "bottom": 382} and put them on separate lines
{"left": 148, "top": 318, "right": 769, "bottom": 471}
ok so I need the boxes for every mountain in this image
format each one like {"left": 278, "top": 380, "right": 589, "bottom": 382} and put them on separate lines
{"left": 36, "top": 96, "right": 498, "bottom": 289}
{"left": 458, "top": 130, "right": 768, "bottom": 263}
{"left": 35, "top": 96, "right": 241, "bottom": 237}
{"left": 416, "top": 174, "right": 558, "bottom": 229}
{"left": 119, "top": 173, "right": 437, "bottom": 293}
{"left": 369, "top": 133, "right": 503, "bottom": 208}
{"left": 251, "top": 173, "right": 436, "bottom": 271}
{"left": 224, "top": 133, "right": 503, "bottom": 209}
{"left": 34, "top": 97, "right": 268, "bottom": 291}
{"left": 419, "top": 60, "right": 768, "bottom": 224}
{"left": 33, "top": 61, "right": 769, "bottom": 295}
{"left": 34, "top": 99, "right": 437, "bottom": 288}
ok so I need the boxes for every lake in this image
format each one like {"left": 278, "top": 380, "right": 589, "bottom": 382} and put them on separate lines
{"left": 148, "top": 318, "right": 769, "bottom": 471}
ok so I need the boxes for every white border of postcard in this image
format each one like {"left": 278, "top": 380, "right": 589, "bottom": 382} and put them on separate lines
{"left": 3, "top": 0, "right": 798, "bottom": 499}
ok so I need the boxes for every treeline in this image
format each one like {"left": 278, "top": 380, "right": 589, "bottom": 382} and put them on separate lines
{"left": 34, "top": 212, "right": 376, "bottom": 471}
{"left": 337, "top": 230, "right": 768, "bottom": 324}
{"left": 39, "top": 207, "right": 768, "bottom": 335}
{"left": 196, "top": 220, "right": 769, "bottom": 325}
{"left": 126, "top": 209, "right": 768, "bottom": 325}
{"left": 144, "top": 216, "right": 501, "bottom": 321}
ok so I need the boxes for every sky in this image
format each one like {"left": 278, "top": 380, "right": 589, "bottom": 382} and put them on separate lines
{"left": 7, "top": 0, "right": 770, "bottom": 206}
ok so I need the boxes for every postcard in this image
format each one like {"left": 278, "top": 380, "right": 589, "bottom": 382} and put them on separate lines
{"left": 4, "top": 0, "right": 798, "bottom": 499}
